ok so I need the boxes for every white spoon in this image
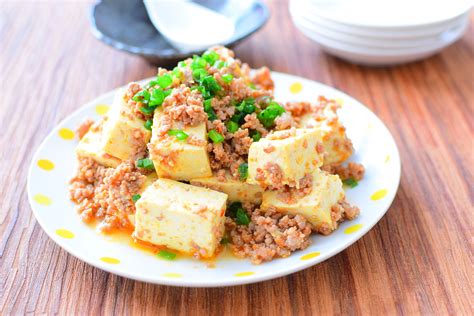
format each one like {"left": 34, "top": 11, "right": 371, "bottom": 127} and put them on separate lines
{"left": 143, "top": 0, "right": 237, "bottom": 53}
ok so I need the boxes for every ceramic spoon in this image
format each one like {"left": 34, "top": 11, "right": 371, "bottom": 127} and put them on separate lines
{"left": 144, "top": 0, "right": 239, "bottom": 52}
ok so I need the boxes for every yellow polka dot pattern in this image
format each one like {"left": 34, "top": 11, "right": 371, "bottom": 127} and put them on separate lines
{"left": 100, "top": 257, "right": 120, "bottom": 264}
{"left": 300, "top": 252, "right": 321, "bottom": 260}
{"left": 289, "top": 82, "right": 303, "bottom": 94}
{"left": 344, "top": 224, "right": 363, "bottom": 234}
{"left": 162, "top": 273, "right": 182, "bottom": 278}
{"left": 58, "top": 128, "right": 74, "bottom": 140}
{"left": 234, "top": 271, "right": 255, "bottom": 277}
{"left": 95, "top": 104, "right": 110, "bottom": 116}
{"left": 56, "top": 229, "right": 74, "bottom": 239}
{"left": 371, "top": 189, "right": 388, "bottom": 201}
{"left": 37, "top": 159, "right": 54, "bottom": 171}
{"left": 33, "top": 194, "right": 52, "bottom": 206}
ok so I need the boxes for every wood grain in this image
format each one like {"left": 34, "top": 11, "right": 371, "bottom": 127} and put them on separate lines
{"left": 1, "top": 1, "right": 473, "bottom": 315}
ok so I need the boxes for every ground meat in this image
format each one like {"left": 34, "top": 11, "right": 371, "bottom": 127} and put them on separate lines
{"left": 266, "top": 127, "right": 297, "bottom": 140}
{"left": 226, "top": 205, "right": 312, "bottom": 264}
{"left": 323, "top": 162, "right": 365, "bottom": 181}
{"left": 284, "top": 101, "right": 312, "bottom": 117}
{"left": 251, "top": 67, "right": 274, "bottom": 91}
{"left": 241, "top": 113, "right": 268, "bottom": 137}
{"left": 263, "top": 162, "right": 284, "bottom": 190}
{"left": 76, "top": 119, "right": 94, "bottom": 139}
{"left": 276, "top": 173, "right": 313, "bottom": 204}
{"left": 162, "top": 84, "right": 207, "bottom": 126}
{"left": 231, "top": 128, "right": 253, "bottom": 155}
{"left": 69, "top": 158, "right": 146, "bottom": 232}
{"left": 274, "top": 112, "right": 296, "bottom": 130}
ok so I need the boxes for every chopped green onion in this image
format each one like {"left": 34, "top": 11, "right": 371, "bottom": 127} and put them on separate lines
{"left": 132, "top": 194, "right": 141, "bottom": 203}
{"left": 236, "top": 208, "right": 250, "bottom": 226}
{"left": 202, "top": 50, "right": 220, "bottom": 65}
{"left": 136, "top": 158, "right": 154, "bottom": 170}
{"left": 238, "top": 163, "right": 248, "bottom": 181}
{"left": 204, "top": 99, "right": 217, "bottom": 121}
{"left": 157, "top": 250, "right": 176, "bottom": 260}
{"left": 163, "top": 89, "right": 173, "bottom": 97}
{"left": 193, "top": 68, "right": 208, "bottom": 82}
{"left": 257, "top": 101, "right": 285, "bottom": 128}
{"left": 208, "top": 129, "right": 224, "bottom": 143}
{"left": 140, "top": 106, "right": 155, "bottom": 115}
{"left": 213, "top": 60, "right": 227, "bottom": 69}
{"left": 157, "top": 74, "right": 173, "bottom": 88}
{"left": 146, "top": 80, "right": 158, "bottom": 88}
{"left": 172, "top": 67, "right": 181, "bottom": 78}
{"left": 149, "top": 88, "right": 165, "bottom": 107}
{"left": 250, "top": 130, "right": 261, "bottom": 142}
{"left": 144, "top": 119, "right": 153, "bottom": 131}
{"left": 222, "top": 74, "right": 233, "bottom": 84}
{"left": 132, "top": 90, "right": 151, "bottom": 104}
{"left": 167, "top": 129, "right": 189, "bottom": 141}
{"left": 343, "top": 178, "right": 359, "bottom": 188}
{"left": 201, "top": 76, "right": 222, "bottom": 95}
{"left": 178, "top": 61, "right": 187, "bottom": 68}
{"left": 231, "top": 112, "right": 245, "bottom": 124}
{"left": 191, "top": 56, "right": 208, "bottom": 70}
{"left": 226, "top": 120, "right": 239, "bottom": 133}
{"left": 248, "top": 82, "right": 257, "bottom": 90}
{"left": 236, "top": 98, "right": 256, "bottom": 114}
{"left": 220, "top": 236, "right": 230, "bottom": 245}
{"left": 227, "top": 201, "right": 243, "bottom": 218}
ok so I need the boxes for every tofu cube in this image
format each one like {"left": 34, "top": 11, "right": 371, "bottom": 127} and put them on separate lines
{"left": 127, "top": 172, "right": 158, "bottom": 228}
{"left": 191, "top": 173, "right": 263, "bottom": 204}
{"left": 134, "top": 179, "right": 228, "bottom": 258}
{"left": 148, "top": 109, "right": 212, "bottom": 180}
{"left": 75, "top": 121, "right": 121, "bottom": 168}
{"left": 299, "top": 106, "right": 353, "bottom": 166}
{"left": 247, "top": 128, "right": 325, "bottom": 188}
{"left": 261, "top": 170, "right": 345, "bottom": 234}
{"left": 101, "top": 90, "right": 151, "bottom": 161}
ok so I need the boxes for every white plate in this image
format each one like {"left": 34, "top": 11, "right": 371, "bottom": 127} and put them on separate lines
{"left": 303, "top": 0, "right": 472, "bottom": 29}
{"left": 27, "top": 72, "right": 401, "bottom": 287}
{"left": 290, "top": 0, "right": 471, "bottom": 39}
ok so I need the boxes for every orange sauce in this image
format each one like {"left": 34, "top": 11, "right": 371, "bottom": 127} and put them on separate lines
{"left": 85, "top": 220, "right": 240, "bottom": 263}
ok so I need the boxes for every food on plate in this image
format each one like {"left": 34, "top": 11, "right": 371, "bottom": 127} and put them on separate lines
{"left": 69, "top": 46, "right": 364, "bottom": 264}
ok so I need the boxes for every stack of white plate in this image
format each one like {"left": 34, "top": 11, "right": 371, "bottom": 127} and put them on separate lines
{"left": 289, "top": 0, "right": 472, "bottom": 66}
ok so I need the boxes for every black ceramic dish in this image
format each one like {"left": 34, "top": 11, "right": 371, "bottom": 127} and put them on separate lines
{"left": 89, "top": 0, "right": 269, "bottom": 66}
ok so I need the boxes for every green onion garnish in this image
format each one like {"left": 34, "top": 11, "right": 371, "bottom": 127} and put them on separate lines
{"left": 149, "top": 88, "right": 165, "bottom": 107}
{"left": 167, "top": 129, "right": 189, "bottom": 141}
{"left": 236, "top": 98, "right": 256, "bottom": 114}
{"left": 201, "top": 76, "right": 222, "bottom": 95}
{"left": 257, "top": 101, "right": 285, "bottom": 128}
{"left": 172, "top": 67, "right": 181, "bottom": 78}
{"left": 222, "top": 74, "right": 233, "bottom": 84}
{"left": 220, "top": 236, "right": 230, "bottom": 245}
{"left": 157, "top": 74, "right": 173, "bottom": 88}
{"left": 250, "top": 130, "right": 261, "bottom": 142}
{"left": 132, "top": 90, "right": 151, "bottom": 104}
{"left": 193, "top": 68, "right": 208, "bottom": 82}
{"left": 132, "top": 194, "right": 141, "bottom": 203}
{"left": 144, "top": 119, "right": 153, "bottom": 131}
{"left": 236, "top": 208, "right": 250, "bottom": 226}
{"left": 208, "top": 129, "right": 224, "bottom": 143}
{"left": 202, "top": 50, "right": 220, "bottom": 65}
{"left": 248, "top": 82, "right": 257, "bottom": 90}
{"left": 227, "top": 201, "right": 243, "bottom": 218}
{"left": 231, "top": 112, "right": 245, "bottom": 124}
{"left": 146, "top": 80, "right": 158, "bottom": 88}
{"left": 226, "top": 121, "right": 239, "bottom": 133}
{"left": 204, "top": 99, "right": 217, "bottom": 121}
{"left": 213, "top": 60, "right": 227, "bottom": 69}
{"left": 163, "top": 89, "right": 173, "bottom": 97}
{"left": 191, "top": 56, "right": 208, "bottom": 70}
{"left": 238, "top": 163, "right": 248, "bottom": 181}
{"left": 343, "top": 178, "right": 359, "bottom": 188}
{"left": 178, "top": 61, "right": 187, "bottom": 68}
{"left": 157, "top": 250, "right": 176, "bottom": 260}
{"left": 140, "top": 106, "right": 155, "bottom": 115}
{"left": 136, "top": 158, "right": 154, "bottom": 170}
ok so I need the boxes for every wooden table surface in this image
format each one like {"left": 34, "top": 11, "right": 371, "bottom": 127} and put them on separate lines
{"left": 1, "top": 1, "right": 473, "bottom": 315}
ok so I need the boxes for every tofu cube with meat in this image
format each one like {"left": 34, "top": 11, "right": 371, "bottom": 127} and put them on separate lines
{"left": 148, "top": 109, "right": 212, "bottom": 180}
{"left": 261, "top": 170, "right": 345, "bottom": 235}
{"left": 191, "top": 173, "right": 264, "bottom": 204}
{"left": 101, "top": 90, "right": 151, "bottom": 161}
{"left": 75, "top": 121, "right": 121, "bottom": 168}
{"left": 247, "top": 128, "right": 325, "bottom": 188}
{"left": 127, "top": 172, "right": 158, "bottom": 228}
{"left": 133, "top": 179, "right": 228, "bottom": 258}
{"left": 299, "top": 106, "right": 353, "bottom": 166}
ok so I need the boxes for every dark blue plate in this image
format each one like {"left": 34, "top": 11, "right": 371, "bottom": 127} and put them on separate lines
{"left": 90, "top": 0, "right": 269, "bottom": 65}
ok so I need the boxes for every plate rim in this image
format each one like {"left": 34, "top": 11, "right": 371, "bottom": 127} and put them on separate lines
{"left": 27, "top": 71, "right": 401, "bottom": 287}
